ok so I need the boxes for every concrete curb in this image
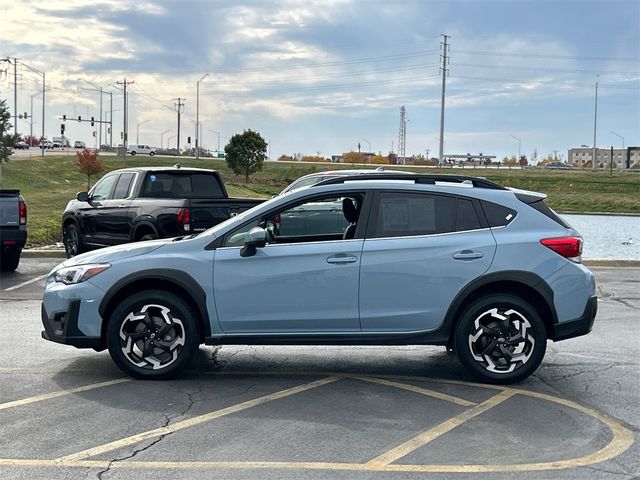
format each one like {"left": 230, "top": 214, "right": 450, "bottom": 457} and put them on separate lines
{"left": 20, "top": 249, "right": 640, "bottom": 267}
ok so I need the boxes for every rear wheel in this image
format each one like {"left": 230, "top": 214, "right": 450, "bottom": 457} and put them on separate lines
{"left": 0, "top": 250, "right": 20, "bottom": 272}
{"left": 140, "top": 232, "right": 158, "bottom": 241}
{"left": 454, "top": 294, "right": 547, "bottom": 384}
{"left": 106, "top": 290, "right": 200, "bottom": 379}
{"left": 64, "top": 223, "right": 85, "bottom": 258}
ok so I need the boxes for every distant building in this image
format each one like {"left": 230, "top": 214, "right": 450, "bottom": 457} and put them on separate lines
{"left": 568, "top": 147, "right": 640, "bottom": 169}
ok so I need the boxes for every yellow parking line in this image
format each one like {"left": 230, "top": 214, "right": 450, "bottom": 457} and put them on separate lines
{"left": 0, "top": 379, "right": 130, "bottom": 411}
{"left": 56, "top": 376, "right": 341, "bottom": 463}
{"left": 353, "top": 376, "right": 476, "bottom": 407}
{"left": 366, "top": 389, "right": 516, "bottom": 467}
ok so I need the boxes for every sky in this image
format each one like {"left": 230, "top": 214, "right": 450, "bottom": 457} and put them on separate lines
{"left": 0, "top": 0, "right": 639, "bottom": 162}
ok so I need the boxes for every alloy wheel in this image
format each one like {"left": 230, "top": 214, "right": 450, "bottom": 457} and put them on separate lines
{"left": 467, "top": 307, "right": 535, "bottom": 374}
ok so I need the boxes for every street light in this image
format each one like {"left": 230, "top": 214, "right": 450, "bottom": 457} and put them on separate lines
{"left": 610, "top": 131, "right": 625, "bottom": 149}
{"left": 209, "top": 130, "right": 220, "bottom": 153}
{"left": 20, "top": 61, "right": 45, "bottom": 158}
{"left": 136, "top": 119, "right": 150, "bottom": 144}
{"left": 196, "top": 73, "right": 209, "bottom": 160}
{"left": 167, "top": 135, "right": 176, "bottom": 149}
{"left": 509, "top": 134, "right": 521, "bottom": 159}
{"left": 80, "top": 79, "right": 104, "bottom": 149}
{"left": 160, "top": 129, "right": 171, "bottom": 149}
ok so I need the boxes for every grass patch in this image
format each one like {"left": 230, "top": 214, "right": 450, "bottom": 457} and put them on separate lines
{"left": 1, "top": 155, "right": 638, "bottom": 246}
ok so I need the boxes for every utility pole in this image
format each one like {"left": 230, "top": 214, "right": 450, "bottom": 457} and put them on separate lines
{"left": 196, "top": 74, "right": 209, "bottom": 159}
{"left": 610, "top": 145, "right": 614, "bottom": 175}
{"left": 117, "top": 78, "right": 134, "bottom": 166}
{"left": 174, "top": 98, "right": 185, "bottom": 152}
{"left": 592, "top": 75, "right": 599, "bottom": 168}
{"left": 438, "top": 34, "right": 450, "bottom": 166}
{"left": 109, "top": 91, "right": 113, "bottom": 147}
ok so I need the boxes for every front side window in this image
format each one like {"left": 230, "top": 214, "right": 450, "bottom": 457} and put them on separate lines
{"left": 372, "top": 192, "right": 481, "bottom": 238}
{"left": 223, "top": 193, "right": 364, "bottom": 247}
{"left": 90, "top": 174, "right": 118, "bottom": 201}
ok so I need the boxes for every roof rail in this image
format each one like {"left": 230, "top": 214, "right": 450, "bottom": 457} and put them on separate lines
{"left": 314, "top": 173, "right": 507, "bottom": 190}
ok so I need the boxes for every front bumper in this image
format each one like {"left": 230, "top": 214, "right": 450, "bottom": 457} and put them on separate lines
{"left": 551, "top": 295, "right": 598, "bottom": 341}
{"left": 41, "top": 301, "right": 102, "bottom": 349}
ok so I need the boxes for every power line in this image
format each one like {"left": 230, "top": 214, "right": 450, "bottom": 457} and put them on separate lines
{"left": 438, "top": 34, "right": 449, "bottom": 166}
{"left": 450, "top": 62, "right": 639, "bottom": 77}
{"left": 453, "top": 50, "right": 640, "bottom": 63}
{"left": 116, "top": 78, "right": 134, "bottom": 166}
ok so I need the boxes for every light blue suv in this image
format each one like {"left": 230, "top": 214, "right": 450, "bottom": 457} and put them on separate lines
{"left": 42, "top": 174, "right": 597, "bottom": 383}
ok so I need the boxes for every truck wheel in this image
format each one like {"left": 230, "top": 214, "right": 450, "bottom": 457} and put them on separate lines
{"left": 149, "top": 151, "right": 155, "bottom": 156}
{"left": 64, "top": 223, "right": 85, "bottom": 258}
{"left": 454, "top": 293, "right": 547, "bottom": 384}
{"left": 140, "top": 233, "right": 158, "bottom": 241}
{"left": 106, "top": 290, "right": 200, "bottom": 379}
{"left": 130, "top": 151, "right": 136, "bottom": 156}
{"left": 0, "top": 250, "right": 20, "bottom": 272}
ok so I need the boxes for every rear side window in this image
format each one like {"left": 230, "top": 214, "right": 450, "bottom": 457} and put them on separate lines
{"left": 142, "top": 173, "right": 225, "bottom": 198}
{"left": 371, "top": 192, "right": 481, "bottom": 238}
{"left": 481, "top": 201, "right": 517, "bottom": 227}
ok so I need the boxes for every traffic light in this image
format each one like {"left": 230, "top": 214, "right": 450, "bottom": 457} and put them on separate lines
{"left": 187, "top": 136, "right": 191, "bottom": 144}
{"left": 61, "top": 124, "right": 65, "bottom": 134}
{"left": 63, "top": 114, "right": 66, "bottom": 121}
{"left": 91, "top": 116, "right": 95, "bottom": 126}
{"left": 78, "top": 116, "right": 81, "bottom": 122}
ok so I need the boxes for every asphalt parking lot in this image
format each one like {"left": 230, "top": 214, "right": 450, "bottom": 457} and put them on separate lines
{"left": 0, "top": 257, "right": 638, "bottom": 480}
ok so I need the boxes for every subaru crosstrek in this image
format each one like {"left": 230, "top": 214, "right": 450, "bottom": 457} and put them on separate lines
{"left": 41, "top": 174, "right": 597, "bottom": 384}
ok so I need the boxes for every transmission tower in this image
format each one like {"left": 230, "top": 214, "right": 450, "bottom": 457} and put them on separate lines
{"left": 398, "top": 106, "right": 407, "bottom": 165}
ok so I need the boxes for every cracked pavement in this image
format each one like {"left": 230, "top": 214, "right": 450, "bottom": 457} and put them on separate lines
{"left": 0, "top": 263, "right": 638, "bottom": 480}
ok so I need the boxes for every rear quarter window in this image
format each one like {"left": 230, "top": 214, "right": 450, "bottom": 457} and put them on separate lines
{"left": 481, "top": 201, "right": 517, "bottom": 227}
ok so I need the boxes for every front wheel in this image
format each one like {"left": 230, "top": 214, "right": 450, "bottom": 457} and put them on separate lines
{"left": 454, "top": 294, "right": 547, "bottom": 384}
{"left": 106, "top": 290, "right": 200, "bottom": 379}
{"left": 64, "top": 223, "right": 85, "bottom": 258}
{"left": 149, "top": 151, "right": 155, "bottom": 156}
{"left": 130, "top": 151, "right": 136, "bottom": 156}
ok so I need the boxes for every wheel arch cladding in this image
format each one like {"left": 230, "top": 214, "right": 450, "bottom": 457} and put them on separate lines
{"left": 444, "top": 271, "right": 557, "bottom": 345}
{"left": 98, "top": 269, "right": 211, "bottom": 347}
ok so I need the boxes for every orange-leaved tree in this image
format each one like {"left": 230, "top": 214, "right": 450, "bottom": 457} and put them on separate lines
{"left": 75, "top": 149, "right": 105, "bottom": 189}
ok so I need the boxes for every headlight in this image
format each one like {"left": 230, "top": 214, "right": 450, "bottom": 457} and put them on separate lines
{"left": 53, "top": 263, "right": 111, "bottom": 285}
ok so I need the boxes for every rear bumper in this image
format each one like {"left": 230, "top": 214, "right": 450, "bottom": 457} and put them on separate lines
{"left": 551, "top": 295, "right": 597, "bottom": 341}
{"left": 41, "top": 301, "right": 102, "bottom": 349}
{"left": 0, "top": 228, "right": 27, "bottom": 251}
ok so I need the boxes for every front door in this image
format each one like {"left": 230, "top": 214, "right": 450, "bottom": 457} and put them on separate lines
{"left": 213, "top": 192, "right": 367, "bottom": 334}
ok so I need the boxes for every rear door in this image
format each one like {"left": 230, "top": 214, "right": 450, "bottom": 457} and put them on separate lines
{"left": 359, "top": 190, "right": 496, "bottom": 332}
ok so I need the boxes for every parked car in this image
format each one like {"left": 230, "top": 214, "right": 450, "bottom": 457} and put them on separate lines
{"left": 127, "top": 144, "right": 156, "bottom": 156}
{"left": 545, "top": 161, "right": 574, "bottom": 170}
{"left": 74, "top": 141, "right": 86, "bottom": 149}
{"left": 43, "top": 173, "right": 597, "bottom": 383}
{"left": 279, "top": 167, "right": 413, "bottom": 195}
{"left": 61, "top": 166, "right": 264, "bottom": 258}
{"left": 0, "top": 189, "right": 27, "bottom": 272}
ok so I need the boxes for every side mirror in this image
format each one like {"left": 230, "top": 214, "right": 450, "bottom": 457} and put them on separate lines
{"left": 240, "top": 227, "right": 267, "bottom": 257}
{"left": 76, "top": 191, "right": 89, "bottom": 202}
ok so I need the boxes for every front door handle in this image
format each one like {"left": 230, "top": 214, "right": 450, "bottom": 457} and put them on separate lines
{"left": 326, "top": 255, "right": 357, "bottom": 264}
{"left": 452, "top": 250, "right": 484, "bottom": 260}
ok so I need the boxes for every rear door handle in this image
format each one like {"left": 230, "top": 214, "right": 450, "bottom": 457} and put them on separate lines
{"left": 452, "top": 250, "right": 484, "bottom": 260}
{"left": 326, "top": 255, "right": 357, "bottom": 264}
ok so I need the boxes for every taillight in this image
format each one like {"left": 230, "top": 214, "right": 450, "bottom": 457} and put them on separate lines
{"left": 177, "top": 207, "right": 191, "bottom": 232}
{"left": 540, "top": 237, "right": 583, "bottom": 263}
{"left": 19, "top": 200, "right": 27, "bottom": 225}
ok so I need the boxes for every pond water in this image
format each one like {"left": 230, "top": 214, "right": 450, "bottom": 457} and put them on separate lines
{"left": 561, "top": 214, "right": 640, "bottom": 260}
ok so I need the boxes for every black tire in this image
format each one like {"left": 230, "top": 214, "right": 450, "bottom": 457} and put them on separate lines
{"left": 106, "top": 290, "right": 200, "bottom": 379}
{"left": 130, "top": 151, "right": 136, "bottom": 156}
{"left": 140, "top": 232, "right": 158, "bottom": 241}
{"left": 0, "top": 250, "right": 20, "bottom": 272}
{"left": 149, "top": 151, "right": 155, "bottom": 156}
{"left": 64, "top": 223, "right": 85, "bottom": 258}
{"left": 454, "top": 294, "right": 547, "bottom": 384}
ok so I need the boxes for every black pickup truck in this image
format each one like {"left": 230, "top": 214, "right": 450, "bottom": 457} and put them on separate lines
{"left": 61, "top": 166, "right": 264, "bottom": 257}
{"left": 0, "top": 189, "right": 28, "bottom": 272}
